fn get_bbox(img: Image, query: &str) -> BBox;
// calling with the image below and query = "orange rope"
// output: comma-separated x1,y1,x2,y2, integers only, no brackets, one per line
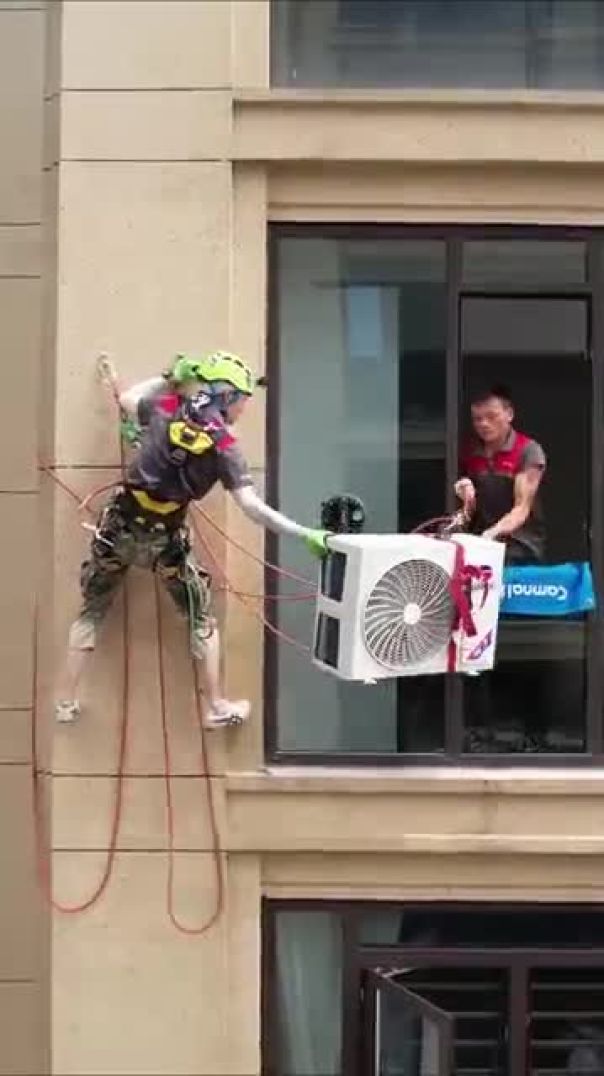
32,375,131,917
32,584,131,913
154,576,225,935
190,509,311,656
195,503,314,588
32,499,131,915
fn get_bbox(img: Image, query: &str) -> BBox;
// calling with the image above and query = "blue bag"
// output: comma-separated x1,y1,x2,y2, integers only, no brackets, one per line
500,562,596,617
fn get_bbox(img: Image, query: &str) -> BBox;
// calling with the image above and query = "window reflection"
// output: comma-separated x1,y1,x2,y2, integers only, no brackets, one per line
275,237,446,754
462,241,586,288
275,912,342,1076
272,0,604,91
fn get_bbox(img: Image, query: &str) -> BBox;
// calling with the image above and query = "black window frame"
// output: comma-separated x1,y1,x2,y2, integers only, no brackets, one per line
265,223,604,768
262,897,604,1076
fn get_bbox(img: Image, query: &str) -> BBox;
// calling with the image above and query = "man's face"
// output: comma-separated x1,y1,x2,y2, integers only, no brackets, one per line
224,394,250,425
470,396,514,446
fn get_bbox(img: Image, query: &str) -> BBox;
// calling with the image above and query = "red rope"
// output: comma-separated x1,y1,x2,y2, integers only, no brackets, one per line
190,509,311,656
154,576,225,936
196,504,314,588
32,385,131,917
32,550,131,915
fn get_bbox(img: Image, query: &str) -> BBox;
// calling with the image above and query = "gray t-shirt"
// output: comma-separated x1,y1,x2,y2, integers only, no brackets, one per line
127,399,252,505
518,438,547,471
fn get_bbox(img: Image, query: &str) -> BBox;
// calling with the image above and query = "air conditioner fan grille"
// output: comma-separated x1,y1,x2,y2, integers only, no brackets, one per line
363,557,455,671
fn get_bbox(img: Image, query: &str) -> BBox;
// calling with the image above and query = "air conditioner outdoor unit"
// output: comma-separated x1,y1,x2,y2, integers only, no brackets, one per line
312,532,505,681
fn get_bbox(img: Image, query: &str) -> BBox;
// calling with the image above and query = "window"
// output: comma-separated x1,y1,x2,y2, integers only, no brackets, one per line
270,910,343,1075
265,901,604,1076
271,0,604,90
267,227,603,764
270,236,446,755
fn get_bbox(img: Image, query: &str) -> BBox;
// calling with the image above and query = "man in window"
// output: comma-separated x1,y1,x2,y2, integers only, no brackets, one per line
454,384,546,564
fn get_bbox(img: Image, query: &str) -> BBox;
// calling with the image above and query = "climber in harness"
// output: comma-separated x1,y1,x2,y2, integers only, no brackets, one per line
55,351,329,728
454,384,546,564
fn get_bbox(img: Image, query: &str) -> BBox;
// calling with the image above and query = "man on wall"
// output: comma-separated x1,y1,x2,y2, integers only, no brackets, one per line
55,351,328,728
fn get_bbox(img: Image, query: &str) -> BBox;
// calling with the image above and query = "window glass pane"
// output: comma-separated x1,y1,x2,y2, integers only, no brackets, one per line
271,0,604,89
275,911,342,1076
274,237,446,754
360,906,604,947
374,978,454,1076
538,1,604,90
462,297,588,355
461,296,590,755
462,241,586,288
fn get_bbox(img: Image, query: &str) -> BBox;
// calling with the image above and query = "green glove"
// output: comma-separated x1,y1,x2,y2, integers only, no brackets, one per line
304,529,330,558
169,354,202,384
120,415,142,446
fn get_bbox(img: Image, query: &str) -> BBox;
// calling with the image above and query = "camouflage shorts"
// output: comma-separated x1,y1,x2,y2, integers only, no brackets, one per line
69,492,212,654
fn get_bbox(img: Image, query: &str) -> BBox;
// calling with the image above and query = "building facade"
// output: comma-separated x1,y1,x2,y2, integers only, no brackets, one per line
4,0,604,1073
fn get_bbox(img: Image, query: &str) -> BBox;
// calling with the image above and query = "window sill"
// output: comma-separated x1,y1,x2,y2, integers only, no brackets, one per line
237,87,604,111
226,764,604,797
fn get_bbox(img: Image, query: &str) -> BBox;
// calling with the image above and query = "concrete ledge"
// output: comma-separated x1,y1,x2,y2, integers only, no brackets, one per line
226,768,604,854
263,849,604,899
233,90,604,164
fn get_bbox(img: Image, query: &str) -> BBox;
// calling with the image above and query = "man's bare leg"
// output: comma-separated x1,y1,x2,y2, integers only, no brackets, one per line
55,618,97,722
193,625,250,728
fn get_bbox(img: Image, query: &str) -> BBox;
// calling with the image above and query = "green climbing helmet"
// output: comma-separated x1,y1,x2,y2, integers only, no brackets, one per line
171,350,254,397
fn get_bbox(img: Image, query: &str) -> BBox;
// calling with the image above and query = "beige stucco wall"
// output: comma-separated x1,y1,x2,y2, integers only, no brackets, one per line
0,1,50,1074
21,2,604,1075
49,4,266,1075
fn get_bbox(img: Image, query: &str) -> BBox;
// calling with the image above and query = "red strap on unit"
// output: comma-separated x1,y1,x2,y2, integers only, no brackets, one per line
447,543,474,671
463,563,493,611
429,532,495,672
445,543,493,673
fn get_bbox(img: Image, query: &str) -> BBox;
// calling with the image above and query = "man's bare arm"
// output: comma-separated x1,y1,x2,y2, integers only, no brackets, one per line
482,466,543,541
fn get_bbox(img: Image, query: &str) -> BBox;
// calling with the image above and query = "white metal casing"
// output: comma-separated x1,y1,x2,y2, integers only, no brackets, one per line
312,532,505,680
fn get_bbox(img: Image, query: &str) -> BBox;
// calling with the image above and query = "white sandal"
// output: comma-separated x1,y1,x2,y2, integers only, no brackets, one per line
55,699,82,723
205,698,250,729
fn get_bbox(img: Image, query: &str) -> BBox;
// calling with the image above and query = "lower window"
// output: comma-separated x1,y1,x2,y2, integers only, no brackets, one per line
264,902,604,1076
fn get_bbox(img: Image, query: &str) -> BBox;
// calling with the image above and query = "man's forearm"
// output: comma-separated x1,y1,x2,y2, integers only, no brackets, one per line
231,485,312,539
488,505,529,540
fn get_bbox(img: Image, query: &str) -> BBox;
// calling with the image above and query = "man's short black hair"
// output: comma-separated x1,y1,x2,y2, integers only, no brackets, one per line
470,383,514,408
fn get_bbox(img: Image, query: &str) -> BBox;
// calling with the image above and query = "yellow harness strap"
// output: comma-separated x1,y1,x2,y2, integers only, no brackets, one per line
130,489,182,515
